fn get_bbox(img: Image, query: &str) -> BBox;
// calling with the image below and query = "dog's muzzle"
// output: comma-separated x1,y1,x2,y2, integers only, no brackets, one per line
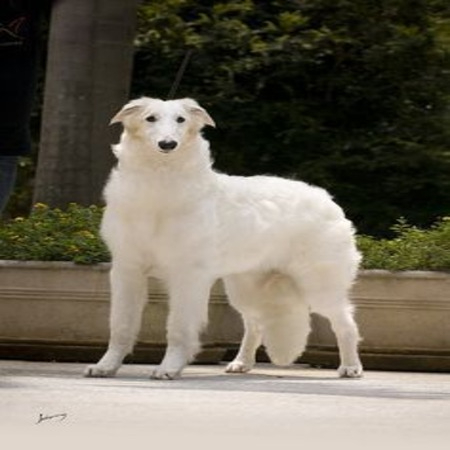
158,140,178,152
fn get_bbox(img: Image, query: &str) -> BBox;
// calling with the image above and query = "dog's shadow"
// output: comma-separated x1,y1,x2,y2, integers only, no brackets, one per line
93,365,450,401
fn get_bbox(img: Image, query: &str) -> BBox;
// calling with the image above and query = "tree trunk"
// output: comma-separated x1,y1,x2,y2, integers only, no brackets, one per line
33,0,138,207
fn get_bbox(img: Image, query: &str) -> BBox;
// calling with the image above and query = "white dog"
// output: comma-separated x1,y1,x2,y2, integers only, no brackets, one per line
84,97,363,380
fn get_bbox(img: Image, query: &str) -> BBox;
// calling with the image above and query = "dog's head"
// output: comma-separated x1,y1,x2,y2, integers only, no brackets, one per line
110,97,215,154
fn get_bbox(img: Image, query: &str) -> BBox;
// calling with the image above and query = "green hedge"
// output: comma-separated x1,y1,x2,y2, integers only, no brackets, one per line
358,217,450,271
0,204,109,265
0,205,449,271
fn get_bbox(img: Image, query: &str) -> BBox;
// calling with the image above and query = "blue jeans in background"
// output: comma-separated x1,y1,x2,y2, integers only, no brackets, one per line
0,155,19,215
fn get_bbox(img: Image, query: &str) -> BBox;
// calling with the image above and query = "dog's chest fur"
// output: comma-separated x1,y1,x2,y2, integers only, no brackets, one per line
101,167,218,269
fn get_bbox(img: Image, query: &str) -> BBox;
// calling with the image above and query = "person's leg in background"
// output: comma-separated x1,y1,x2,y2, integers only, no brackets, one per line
0,2,49,216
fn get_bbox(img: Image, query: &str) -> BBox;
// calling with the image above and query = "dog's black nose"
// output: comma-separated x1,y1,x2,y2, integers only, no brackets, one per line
158,140,178,151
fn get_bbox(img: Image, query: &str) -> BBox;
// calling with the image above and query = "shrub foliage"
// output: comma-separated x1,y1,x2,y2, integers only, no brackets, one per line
358,217,450,271
0,204,109,265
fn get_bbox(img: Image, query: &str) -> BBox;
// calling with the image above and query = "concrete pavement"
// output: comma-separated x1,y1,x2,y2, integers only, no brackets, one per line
1,360,449,449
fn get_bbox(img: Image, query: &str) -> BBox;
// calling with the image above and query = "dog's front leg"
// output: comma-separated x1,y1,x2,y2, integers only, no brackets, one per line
84,265,148,378
152,274,213,380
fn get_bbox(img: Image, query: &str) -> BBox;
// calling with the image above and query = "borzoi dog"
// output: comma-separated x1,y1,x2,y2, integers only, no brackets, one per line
84,97,363,380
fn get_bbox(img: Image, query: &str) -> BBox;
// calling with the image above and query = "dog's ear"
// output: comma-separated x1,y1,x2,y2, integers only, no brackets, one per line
181,98,216,128
110,98,149,125
110,106,141,125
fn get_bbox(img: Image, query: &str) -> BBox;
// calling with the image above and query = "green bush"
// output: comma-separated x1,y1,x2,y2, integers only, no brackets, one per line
0,203,109,265
357,217,450,271
0,205,448,271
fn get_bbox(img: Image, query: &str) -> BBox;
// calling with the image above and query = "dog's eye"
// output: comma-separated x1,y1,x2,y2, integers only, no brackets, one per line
146,115,157,123
176,116,186,123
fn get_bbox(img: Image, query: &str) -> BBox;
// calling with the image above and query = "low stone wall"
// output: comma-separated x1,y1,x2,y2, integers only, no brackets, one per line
0,261,449,371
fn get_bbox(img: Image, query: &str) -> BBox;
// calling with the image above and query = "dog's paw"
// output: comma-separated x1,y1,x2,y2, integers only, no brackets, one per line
84,364,118,378
151,346,188,380
338,364,363,379
151,366,182,380
225,360,253,374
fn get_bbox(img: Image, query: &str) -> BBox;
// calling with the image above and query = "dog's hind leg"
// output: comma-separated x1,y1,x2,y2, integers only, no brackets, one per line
152,273,214,380
84,265,148,378
313,301,362,378
223,274,263,373
299,267,363,378
225,317,262,373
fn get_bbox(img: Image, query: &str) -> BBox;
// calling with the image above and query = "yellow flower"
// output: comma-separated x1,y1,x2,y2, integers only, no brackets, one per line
33,203,48,210
77,230,95,239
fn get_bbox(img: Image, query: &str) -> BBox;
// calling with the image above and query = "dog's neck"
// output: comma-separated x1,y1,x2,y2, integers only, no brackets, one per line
107,132,217,212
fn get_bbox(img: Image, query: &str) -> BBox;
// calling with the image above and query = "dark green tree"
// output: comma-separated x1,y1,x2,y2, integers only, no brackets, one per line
133,0,450,235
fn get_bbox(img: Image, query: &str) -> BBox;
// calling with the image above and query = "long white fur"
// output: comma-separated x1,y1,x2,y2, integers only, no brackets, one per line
84,97,363,380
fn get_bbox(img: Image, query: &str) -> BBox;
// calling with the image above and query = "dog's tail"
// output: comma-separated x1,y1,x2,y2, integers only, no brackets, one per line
261,303,310,366
257,274,310,366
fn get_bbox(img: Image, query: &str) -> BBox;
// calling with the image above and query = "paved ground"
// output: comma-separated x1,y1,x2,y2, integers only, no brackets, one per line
1,360,449,449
